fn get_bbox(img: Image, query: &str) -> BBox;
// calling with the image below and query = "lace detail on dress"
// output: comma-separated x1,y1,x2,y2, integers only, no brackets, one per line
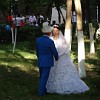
46,37,89,94
51,37,70,56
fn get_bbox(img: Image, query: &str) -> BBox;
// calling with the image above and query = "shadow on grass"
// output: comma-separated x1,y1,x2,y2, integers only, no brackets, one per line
0,65,39,100
0,64,100,100
86,56,100,74
0,45,38,68
85,57,100,96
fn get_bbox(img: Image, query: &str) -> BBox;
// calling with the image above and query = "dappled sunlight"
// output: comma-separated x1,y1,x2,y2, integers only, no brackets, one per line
85,54,100,78
86,53,98,60
0,50,7,53
16,50,37,60
0,47,39,75
0,62,39,73
0,61,38,73
85,63,96,71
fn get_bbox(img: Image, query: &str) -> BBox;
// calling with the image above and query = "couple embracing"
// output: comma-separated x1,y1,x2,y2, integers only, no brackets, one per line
36,22,89,96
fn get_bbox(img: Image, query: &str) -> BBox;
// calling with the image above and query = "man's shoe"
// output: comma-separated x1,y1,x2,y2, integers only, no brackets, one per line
38,93,45,96
38,92,49,96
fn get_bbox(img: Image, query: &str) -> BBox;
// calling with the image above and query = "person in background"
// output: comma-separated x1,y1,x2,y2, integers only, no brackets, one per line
29,13,37,26
12,14,22,29
5,24,11,31
20,13,25,27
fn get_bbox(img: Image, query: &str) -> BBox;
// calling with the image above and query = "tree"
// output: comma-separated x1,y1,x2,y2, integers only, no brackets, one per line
64,0,72,50
0,0,10,22
89,23,95,54
74,0,86,78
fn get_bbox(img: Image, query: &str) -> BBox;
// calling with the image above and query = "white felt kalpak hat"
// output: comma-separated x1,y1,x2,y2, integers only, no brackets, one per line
41,22,53,33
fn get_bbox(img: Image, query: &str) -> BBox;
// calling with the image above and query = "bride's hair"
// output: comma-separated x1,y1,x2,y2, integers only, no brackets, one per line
50,24,64,38
53,24,60,30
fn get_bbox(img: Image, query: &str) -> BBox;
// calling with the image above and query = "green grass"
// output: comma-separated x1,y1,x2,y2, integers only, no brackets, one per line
0,41,100,100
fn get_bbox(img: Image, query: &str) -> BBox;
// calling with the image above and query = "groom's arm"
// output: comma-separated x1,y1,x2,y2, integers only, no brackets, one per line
50,41,59,61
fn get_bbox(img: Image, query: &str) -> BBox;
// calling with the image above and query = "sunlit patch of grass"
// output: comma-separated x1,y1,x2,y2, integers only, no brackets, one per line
16,50,37,60
85,53,99,68
0,50,7,53
0,59,38,74
86,53,98,59
0,42,38,74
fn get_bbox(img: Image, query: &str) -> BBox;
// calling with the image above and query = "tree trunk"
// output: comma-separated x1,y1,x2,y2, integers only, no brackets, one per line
59,8,66,24
64,0,72,51
47,3,53,21
74,0,86,78
56,7,61,24
89,23,95,54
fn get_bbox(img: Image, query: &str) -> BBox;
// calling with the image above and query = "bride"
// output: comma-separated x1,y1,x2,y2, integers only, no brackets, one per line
46,25,89,94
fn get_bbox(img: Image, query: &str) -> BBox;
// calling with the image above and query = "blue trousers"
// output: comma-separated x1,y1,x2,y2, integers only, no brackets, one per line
39,67,51,95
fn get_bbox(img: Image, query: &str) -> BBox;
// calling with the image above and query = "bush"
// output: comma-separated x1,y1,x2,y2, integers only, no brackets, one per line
0,24,12,43
0,24,43,44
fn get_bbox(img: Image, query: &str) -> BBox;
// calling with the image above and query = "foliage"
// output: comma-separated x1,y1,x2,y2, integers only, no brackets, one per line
18,25,42,41
0,0,100,23
70,51,77,61
0,24,11,43
0,24,43,44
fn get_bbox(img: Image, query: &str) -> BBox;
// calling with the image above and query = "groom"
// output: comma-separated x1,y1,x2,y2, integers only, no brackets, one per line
36,22,59,96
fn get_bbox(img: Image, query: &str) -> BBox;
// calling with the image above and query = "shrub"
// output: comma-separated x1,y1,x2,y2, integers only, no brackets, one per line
0,24,43,44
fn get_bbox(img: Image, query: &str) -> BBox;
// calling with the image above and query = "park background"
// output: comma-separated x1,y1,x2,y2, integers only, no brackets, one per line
0,0,100,100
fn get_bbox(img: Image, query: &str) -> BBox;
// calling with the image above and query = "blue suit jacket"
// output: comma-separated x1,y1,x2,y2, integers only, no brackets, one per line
36,35,58,67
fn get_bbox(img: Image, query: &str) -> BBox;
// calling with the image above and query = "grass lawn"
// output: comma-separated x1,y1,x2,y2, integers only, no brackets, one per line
0,41,100,100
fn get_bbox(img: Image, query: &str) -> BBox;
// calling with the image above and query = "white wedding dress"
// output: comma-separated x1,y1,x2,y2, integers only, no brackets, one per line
46,34,89,94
